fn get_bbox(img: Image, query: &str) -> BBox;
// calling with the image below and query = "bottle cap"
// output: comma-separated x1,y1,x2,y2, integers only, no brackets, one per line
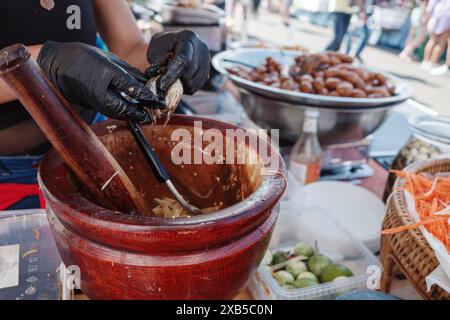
304,109,319,118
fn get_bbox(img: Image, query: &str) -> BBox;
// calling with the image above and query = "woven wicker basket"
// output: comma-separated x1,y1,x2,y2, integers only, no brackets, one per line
381,159,450,300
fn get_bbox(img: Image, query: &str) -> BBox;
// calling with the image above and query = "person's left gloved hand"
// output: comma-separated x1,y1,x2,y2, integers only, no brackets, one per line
37,41,165,123
145,30,211,96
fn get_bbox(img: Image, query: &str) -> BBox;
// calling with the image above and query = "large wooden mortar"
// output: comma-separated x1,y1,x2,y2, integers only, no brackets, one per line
39,115,286,299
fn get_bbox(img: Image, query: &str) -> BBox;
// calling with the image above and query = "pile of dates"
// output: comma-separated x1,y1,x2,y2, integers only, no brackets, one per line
227,51,396,98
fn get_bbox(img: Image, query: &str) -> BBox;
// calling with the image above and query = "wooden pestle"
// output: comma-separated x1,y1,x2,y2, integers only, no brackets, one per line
0,44,151,215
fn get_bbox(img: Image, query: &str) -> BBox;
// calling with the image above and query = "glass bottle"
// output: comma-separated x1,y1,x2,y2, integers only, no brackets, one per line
290,109,322,185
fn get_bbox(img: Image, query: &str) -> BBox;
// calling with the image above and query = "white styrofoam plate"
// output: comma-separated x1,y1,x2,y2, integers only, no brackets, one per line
301,181,385,253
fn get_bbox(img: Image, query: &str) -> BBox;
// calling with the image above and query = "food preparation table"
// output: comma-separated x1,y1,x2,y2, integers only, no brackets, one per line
2,89,433,300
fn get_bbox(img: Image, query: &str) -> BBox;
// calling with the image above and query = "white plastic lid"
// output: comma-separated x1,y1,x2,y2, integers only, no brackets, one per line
409,115,450,151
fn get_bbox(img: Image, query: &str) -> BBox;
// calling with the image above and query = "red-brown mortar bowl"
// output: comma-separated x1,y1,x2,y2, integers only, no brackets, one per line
38,115,286,300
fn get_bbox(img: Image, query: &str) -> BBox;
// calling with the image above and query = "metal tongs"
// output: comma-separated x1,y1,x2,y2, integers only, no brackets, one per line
127,121,202,216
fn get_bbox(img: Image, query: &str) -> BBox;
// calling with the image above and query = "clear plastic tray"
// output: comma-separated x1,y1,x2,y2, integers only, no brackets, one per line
248,200,380,300
0,210,62,300
409,115,450,153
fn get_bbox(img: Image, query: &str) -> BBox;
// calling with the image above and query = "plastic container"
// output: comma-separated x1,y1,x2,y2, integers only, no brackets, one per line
0,210,62,300
248,200,379,300
383,115,450,201
409,115,450,153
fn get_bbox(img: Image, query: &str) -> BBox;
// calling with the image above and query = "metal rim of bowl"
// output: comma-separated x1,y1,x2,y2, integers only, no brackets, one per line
238,87,394,114
212,48,412,110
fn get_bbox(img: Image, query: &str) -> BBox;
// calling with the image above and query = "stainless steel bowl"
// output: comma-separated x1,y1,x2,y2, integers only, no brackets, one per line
240,89,391,143
213,48,412,143
161,5,226,53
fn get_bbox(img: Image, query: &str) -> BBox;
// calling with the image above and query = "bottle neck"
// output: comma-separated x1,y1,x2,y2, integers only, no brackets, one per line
302,117,318,134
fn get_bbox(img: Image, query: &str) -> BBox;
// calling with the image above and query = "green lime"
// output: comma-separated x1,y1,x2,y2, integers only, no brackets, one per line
333,276,349,282
286,260,307,278
297,271,319,282
274,270,295,286
282,284,294,290
307,255,333,277
271,251,289,265
320,264,353,283
294,242,315,258
293,277,319,289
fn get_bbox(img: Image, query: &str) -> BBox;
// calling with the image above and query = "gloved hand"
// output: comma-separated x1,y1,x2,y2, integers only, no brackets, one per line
146,30,211,96
37,41,164,123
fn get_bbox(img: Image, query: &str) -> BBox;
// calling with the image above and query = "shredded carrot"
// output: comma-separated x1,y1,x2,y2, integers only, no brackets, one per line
381,216,448,234
384,170,450,253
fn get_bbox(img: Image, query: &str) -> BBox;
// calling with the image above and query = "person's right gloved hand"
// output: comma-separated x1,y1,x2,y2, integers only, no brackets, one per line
37,41,164,123
146,30,211,96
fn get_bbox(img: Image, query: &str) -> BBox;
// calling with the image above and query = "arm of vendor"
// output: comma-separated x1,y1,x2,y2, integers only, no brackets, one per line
0,0,210,131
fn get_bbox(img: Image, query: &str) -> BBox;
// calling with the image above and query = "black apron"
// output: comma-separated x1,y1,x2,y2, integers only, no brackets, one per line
0,0,98,130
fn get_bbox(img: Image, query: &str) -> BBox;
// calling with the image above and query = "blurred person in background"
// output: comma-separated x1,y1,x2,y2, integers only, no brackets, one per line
429,35,450,75
205,0,226,9
345,0,376,61
400,0,429,62
420,0,450,72
252,0,262,16
281,0,294,26
326,0,364,51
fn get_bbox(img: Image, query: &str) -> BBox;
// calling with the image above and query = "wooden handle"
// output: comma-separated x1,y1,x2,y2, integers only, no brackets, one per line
0,44,151,215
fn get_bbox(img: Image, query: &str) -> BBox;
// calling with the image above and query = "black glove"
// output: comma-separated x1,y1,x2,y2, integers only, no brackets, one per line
146,30,211,95
37,41,164,123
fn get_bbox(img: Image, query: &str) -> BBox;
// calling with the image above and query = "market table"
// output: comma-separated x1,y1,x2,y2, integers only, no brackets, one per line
64,97,437,300
1,91,433,300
